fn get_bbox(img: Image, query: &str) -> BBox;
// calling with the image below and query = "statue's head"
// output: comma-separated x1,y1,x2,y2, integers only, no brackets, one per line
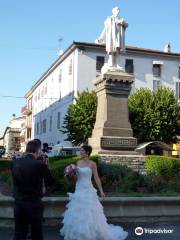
112,7,120,17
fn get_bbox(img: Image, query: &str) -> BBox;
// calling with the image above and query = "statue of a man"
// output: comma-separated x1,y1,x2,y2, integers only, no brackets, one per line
95,7,128,71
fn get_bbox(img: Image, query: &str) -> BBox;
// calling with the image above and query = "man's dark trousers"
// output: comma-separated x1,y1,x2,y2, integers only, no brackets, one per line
14,199,43,240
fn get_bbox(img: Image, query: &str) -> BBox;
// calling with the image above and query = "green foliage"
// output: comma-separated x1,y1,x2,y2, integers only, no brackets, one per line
0,156,179,195
49,155,77,164
167,175,180,193
145,155,179,177
61,90,97,145
0,160,12,172
118,171,147,193
128,86,180,143
49,155,99,193
0,172,12,186
145,174,168,193
98,162,146,193
0,160,12,186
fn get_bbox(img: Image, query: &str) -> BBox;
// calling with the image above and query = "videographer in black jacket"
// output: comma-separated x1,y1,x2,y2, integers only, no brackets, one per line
11,140,54,240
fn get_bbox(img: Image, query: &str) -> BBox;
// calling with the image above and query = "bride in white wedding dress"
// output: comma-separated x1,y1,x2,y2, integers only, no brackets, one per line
60,145,128,240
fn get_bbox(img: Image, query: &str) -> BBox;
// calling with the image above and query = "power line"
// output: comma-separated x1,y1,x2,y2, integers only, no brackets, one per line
0,44,58,52
0,95,58,100
0,95,24,99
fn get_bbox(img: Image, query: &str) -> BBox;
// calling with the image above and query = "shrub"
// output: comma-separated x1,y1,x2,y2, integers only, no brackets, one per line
166,173,180,193
49,155,77,163
0,171,12,186
50,155,99,193
145,174,168,193
98,162,146,193
118,171,147,193
0,160,12,172
145,155,179,178
167,180,180,193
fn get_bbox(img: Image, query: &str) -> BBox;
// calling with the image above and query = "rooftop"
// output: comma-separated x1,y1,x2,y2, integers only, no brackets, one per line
25,41,180,98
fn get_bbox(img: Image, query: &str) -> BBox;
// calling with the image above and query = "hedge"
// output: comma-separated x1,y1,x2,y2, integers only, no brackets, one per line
145,155,180,178
0,160,12,172
0,155,179,194
49,155,99,193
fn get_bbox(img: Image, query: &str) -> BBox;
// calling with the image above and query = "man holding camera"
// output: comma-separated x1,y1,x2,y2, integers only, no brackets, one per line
11,140,54,240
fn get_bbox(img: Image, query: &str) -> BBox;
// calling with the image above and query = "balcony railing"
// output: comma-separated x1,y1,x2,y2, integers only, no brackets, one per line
21,106,32,115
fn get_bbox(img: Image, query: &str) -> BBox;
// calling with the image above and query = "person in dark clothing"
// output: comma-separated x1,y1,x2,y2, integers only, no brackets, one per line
34,139,49,165
11,140,54,240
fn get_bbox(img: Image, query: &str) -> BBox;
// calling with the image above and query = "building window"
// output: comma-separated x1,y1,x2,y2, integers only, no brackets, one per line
42,119,47,133
153,79,161,91
175,82,180,99
40,121,43,134
59,69,62,83
27,129,31,139
49,116,52,132
153,64,161,77
69,59,72,75
59,90,61,100
34,124,37,135
28,98,32,110
178,66,180,79
125,59,134,73
57,112,61,129
37,122,39,135
96,56,105,72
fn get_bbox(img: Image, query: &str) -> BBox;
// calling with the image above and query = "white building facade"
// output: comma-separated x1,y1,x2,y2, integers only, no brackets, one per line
25,42,180,146
2,116,26,153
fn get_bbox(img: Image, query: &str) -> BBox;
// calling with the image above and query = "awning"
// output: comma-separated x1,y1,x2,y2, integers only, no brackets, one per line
176,135,180,140
136,141,173,151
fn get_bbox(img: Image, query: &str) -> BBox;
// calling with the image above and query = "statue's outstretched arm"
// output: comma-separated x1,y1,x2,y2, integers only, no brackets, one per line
118,18,128,28
95,27,106,44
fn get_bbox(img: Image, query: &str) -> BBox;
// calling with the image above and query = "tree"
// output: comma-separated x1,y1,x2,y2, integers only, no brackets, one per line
128,86,180,143
61,90,97,145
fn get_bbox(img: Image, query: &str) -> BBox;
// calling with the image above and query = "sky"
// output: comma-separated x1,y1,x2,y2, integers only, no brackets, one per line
0,0,180,136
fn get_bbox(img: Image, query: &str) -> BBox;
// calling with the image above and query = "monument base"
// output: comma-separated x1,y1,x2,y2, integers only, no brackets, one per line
88,136,138,155
88,69,138,157
99,154,146,175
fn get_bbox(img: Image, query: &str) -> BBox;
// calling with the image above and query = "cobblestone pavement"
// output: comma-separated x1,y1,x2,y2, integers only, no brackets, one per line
0,221,179,240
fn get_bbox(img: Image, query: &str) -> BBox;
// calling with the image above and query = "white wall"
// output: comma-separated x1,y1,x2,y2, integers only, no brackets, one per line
76,48,106,92
121,53,180,92
32,51,78,146
9,117,25,129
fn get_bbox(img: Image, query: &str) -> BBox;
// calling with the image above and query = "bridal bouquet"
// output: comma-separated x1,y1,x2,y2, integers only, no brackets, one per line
64,164,77,178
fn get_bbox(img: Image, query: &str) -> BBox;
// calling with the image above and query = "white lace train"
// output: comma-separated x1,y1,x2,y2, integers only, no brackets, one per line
60,167,128,240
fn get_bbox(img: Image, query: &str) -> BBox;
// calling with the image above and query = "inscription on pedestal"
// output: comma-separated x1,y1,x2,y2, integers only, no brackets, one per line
101,137,137,149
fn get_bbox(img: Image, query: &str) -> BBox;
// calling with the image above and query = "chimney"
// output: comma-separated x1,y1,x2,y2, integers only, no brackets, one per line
164,43,171,53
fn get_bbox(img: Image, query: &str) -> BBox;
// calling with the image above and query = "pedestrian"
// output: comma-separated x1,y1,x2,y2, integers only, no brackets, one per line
11,140,54,240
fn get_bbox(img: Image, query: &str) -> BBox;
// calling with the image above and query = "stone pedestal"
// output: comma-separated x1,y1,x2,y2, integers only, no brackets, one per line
88,70,138,155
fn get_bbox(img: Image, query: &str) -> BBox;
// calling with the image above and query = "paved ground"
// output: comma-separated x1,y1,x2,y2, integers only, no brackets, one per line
0,221,179,240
